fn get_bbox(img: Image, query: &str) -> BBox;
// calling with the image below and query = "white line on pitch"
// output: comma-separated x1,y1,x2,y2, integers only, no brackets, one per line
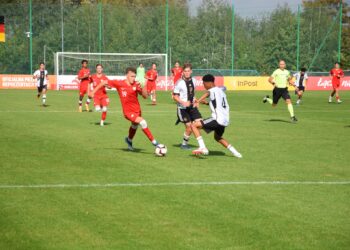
0,110,347,113
0,181,349,189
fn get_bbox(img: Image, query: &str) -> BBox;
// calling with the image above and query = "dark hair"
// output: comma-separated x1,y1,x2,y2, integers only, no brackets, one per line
81,59,88,64
95,63,103,68
152,63,157,66
139,62,143,66
202,74,215,83
301,67,307,72
183,62,192,70
39,62,45,66
175,60,180,64
125,67,136,74
335,62,341,66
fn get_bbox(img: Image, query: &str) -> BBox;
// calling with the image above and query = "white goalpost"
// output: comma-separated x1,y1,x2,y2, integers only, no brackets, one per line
54,52,168,90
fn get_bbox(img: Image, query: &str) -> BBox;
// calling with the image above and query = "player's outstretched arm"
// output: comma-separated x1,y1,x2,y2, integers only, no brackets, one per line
141,85,149,99
268,76,275,85
89,80,106,98
197,92,210,104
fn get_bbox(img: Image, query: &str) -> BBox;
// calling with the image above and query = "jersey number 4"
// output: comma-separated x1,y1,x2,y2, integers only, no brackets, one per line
222,98,227,109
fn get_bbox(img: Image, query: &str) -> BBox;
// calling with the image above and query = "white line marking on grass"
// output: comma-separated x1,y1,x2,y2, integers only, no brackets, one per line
0,110,348,113
0,181,349,189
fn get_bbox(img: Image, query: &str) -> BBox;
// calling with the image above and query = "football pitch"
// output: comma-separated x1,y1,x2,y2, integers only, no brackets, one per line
0,89,349,249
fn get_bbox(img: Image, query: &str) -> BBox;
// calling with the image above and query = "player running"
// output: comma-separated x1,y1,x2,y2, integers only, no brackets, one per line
145,63,158,105
263,60,297,123
77,59,92,112
33,62,49,106
136,62,146,87
329,62,344,104
89,64,110,126
173,63,202,149
171,61,183,85
293,67,308,105
90,67,160,151
191,74,242,158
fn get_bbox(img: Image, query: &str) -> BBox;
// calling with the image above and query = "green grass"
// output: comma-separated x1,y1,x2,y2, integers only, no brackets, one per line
0,89,349,249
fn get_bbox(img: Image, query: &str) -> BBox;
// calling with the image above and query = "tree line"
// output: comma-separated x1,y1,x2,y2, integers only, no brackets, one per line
0,0,348,75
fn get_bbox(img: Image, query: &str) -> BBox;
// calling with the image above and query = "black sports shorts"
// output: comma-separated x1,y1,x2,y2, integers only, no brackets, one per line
273,87,290,104
201,118,226,138
177,107,202,124
37,84,47,93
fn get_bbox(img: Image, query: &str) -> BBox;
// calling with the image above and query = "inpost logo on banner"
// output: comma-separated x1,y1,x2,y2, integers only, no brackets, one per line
237,80,258,87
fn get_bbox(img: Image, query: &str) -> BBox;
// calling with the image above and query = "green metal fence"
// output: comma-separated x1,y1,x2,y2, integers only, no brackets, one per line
0,0,346,76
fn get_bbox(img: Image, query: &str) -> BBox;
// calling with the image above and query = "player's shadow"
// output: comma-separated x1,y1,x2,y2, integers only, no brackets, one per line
39,104,50,107
265,119,291,123
118,148,152,155
345,125,350,128
92,122,112,126
172,144,197,149
208,151,226,156
103,147,152,155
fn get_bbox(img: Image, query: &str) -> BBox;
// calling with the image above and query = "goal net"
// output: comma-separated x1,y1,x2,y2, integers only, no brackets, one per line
54,52,168,90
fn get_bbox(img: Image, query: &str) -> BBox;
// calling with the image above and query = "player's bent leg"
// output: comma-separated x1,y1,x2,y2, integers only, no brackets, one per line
215,133,242,158
37,87,42,99
78,95,84,112
181,123,192,149
286,99,297,122
85,97,91,112
190,120,203,138
125,122,138,151
263,95,273,105
100,106,107,126
136,117,158,146
41,88,47,106
335,89,342,103
192,120,208,155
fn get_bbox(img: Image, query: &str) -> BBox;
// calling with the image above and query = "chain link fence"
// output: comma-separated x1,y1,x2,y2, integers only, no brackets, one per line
0,0,346,76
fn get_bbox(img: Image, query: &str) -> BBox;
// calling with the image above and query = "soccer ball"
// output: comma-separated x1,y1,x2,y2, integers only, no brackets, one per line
155,144,167,157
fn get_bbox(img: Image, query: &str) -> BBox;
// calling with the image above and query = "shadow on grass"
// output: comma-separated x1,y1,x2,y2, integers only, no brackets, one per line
208,150,226,156
344,125,350,128
92,122,112,126
114,148,153,155
39,104,51,107
171,144,197,149
103,147,153,155
190,150,227,159
264,119,291,123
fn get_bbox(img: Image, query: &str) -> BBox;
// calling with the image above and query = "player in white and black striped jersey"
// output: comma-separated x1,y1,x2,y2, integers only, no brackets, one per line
173,63,202,149
293,67,308,105
33,62,49,106
191,74,242,158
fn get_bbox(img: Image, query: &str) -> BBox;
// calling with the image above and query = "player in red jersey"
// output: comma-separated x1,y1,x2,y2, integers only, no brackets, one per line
77,59,92,112
329,62,344,103
90,67,160,151
171,61,183,85
145,63,158,105
171,61,183,100
89,64,110,126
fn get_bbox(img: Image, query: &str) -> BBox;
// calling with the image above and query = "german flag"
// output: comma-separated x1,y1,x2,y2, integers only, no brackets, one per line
0,16,5,42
